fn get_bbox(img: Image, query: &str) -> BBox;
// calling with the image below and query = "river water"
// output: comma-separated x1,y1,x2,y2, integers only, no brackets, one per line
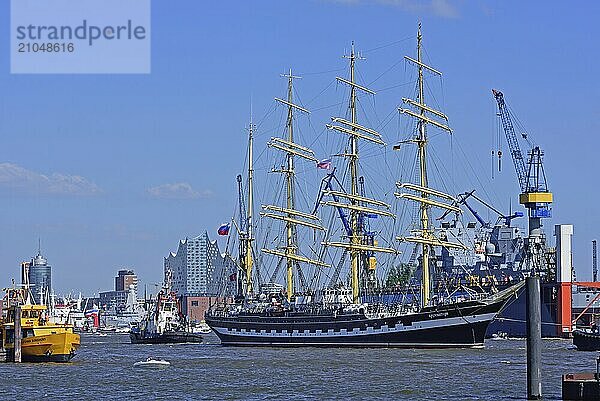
0,332,596,400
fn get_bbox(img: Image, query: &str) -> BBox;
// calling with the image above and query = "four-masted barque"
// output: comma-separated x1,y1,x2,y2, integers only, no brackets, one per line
206,25,524,347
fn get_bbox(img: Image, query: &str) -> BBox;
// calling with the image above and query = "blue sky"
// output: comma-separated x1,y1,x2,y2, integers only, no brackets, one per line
0,1,598,293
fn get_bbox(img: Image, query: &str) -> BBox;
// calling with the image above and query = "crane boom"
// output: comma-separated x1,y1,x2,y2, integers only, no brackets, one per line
492,88,553,276
492,88,552,213
492,89,528,192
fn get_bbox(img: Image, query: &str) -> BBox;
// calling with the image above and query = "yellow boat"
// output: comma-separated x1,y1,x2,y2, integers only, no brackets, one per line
2,303,80,362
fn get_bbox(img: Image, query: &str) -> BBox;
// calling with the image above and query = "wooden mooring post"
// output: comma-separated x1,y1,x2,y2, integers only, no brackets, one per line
526,276,542,400
13,305,21,363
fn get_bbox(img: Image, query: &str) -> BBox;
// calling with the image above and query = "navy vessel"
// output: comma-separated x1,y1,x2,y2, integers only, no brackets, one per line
433,214,561,338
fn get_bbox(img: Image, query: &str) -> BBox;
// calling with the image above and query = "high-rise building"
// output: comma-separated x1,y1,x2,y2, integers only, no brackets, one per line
115,269,138,293
99,269,139,314
164,231,225,296
26,251,52,304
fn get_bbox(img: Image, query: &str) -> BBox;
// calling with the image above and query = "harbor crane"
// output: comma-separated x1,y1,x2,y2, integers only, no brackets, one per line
449,190,523,228
492,89,553,272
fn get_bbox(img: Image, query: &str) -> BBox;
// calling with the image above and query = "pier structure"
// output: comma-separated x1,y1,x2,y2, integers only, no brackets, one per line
562,356,600,400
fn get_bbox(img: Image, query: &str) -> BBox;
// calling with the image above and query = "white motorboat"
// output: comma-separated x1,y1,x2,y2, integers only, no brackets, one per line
133,358,171,368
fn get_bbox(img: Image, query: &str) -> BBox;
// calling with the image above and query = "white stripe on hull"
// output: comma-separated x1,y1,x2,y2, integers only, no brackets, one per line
211,312,496,339
220,341,485,348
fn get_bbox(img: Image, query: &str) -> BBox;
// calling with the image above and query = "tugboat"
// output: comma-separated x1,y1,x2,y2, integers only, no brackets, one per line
573,322,600,351
206,25,524,348
1,265,80,362
129,270,202,344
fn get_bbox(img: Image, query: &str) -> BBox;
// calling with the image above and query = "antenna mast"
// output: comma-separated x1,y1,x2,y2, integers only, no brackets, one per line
594,240,598,282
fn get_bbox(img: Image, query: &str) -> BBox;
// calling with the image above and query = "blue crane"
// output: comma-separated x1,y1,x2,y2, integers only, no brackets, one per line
313,169,352,236
492,89,552,234
457,190,523,228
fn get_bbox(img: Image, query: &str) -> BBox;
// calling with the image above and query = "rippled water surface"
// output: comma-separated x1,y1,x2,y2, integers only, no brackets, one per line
0,333,597,400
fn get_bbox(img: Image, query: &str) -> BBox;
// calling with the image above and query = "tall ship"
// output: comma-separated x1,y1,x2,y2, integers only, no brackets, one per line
130,270,202,344
206,25,524,347
1,264,80,362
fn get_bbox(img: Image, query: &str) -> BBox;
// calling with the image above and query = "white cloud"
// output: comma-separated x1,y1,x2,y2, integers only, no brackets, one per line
0,163,101,196
429,0,459,19
325,0,460,18
147,182,212,200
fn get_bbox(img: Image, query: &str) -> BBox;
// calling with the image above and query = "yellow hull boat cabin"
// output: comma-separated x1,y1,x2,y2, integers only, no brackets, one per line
2,303,81,363
2,262,81,363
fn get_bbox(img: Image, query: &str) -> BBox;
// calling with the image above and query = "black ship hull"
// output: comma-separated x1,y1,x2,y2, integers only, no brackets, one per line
129,331,203,344
572,329,600,351
206,295,514,348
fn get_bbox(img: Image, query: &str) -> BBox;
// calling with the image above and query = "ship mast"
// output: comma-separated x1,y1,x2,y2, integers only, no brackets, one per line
416,26,431,307
396,24,466,308
348,44,365,304
245,119,255,297
284,71,297,301
261,69,328,302
323,43,396,304
347,44,360,304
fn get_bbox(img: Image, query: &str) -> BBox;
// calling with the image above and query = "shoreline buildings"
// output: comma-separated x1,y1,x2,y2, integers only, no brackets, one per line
25,250,52,305
99,269,139,314
164,232,232,321
115,269,138,294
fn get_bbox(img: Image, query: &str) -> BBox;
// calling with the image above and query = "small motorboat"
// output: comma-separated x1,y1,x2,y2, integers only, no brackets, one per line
491,331,508,341
133,358,171,368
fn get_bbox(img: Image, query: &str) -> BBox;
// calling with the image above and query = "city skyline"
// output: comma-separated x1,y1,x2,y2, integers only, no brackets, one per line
0,1,598,293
